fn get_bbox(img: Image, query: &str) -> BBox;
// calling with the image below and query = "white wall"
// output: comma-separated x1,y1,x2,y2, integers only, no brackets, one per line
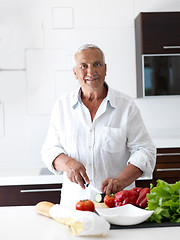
0,0,180,169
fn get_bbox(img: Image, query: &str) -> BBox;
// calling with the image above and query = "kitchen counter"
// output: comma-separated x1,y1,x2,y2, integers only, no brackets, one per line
0,205,179,240
0,168,63,206
149,128,180,148
0,168,63,186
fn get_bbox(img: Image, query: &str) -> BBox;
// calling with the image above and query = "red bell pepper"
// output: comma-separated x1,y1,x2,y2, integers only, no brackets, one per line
129,187,143,198
114,190,137,207
136,188,150,208
130,187,143,193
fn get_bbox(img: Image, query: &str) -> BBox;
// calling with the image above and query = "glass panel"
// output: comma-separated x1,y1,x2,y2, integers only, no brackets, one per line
144,55,180,96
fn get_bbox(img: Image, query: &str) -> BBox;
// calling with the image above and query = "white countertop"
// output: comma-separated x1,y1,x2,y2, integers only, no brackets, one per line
0,168,63,186
0,205,179,240
149,128,180,148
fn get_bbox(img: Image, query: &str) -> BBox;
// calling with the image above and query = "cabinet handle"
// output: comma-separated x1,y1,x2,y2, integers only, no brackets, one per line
163,46,180,49
20,188,61,193
157,153,180,156
156,168,180,172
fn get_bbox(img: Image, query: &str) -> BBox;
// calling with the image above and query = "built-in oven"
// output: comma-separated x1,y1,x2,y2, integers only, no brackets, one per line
142,54,180,97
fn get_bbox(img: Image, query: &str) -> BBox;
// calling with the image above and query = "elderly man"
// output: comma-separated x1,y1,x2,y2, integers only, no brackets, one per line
41,44,156,208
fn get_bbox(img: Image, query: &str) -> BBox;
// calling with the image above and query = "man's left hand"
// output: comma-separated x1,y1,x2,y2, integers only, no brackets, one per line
100,178,124,195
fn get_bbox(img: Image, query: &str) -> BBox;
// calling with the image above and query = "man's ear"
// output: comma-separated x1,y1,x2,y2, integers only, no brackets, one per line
73,67,78,80
105,64,107,76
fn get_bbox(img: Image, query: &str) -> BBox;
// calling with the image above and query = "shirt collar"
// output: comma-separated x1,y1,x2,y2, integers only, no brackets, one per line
72,82,117,109
72,88,82,109
104,83,117,109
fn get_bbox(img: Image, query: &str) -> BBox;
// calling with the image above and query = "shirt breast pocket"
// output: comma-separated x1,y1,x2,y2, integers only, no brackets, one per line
102,127,126,153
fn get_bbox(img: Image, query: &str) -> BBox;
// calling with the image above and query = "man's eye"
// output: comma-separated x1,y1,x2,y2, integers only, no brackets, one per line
80,64,87,69
94,62,101,67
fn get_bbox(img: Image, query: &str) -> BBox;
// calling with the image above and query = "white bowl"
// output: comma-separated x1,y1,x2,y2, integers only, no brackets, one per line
96,204,154,226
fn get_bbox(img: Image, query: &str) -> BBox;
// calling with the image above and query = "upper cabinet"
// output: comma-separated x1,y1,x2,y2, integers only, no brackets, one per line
136,12,180,54
135,12,180,97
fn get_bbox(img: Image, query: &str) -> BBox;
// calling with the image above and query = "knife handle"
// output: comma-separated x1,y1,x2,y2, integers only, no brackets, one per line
82,177,89,187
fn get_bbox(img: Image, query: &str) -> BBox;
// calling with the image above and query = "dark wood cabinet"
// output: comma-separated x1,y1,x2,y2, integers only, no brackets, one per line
135,12,180,54
153,148,180,185
135,12,180,98
0,183,62,206
135,179,152,188
136,147,180,188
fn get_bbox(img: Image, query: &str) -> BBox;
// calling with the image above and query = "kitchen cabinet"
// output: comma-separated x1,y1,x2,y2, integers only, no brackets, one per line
135,12,180,54
0,183,62,206
153,147,180,185
135,179,151,189
136,147,180,188
135,12,180,97
0,168,63,206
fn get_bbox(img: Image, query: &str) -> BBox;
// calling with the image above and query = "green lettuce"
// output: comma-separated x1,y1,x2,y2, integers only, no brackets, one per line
146,179,180,223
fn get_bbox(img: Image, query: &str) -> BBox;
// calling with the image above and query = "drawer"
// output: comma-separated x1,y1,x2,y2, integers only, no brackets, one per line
157,148,180,162
0,184,62,206
153,148,180,184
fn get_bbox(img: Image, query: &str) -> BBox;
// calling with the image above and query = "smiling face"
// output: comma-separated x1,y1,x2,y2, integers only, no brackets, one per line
73,48,107,93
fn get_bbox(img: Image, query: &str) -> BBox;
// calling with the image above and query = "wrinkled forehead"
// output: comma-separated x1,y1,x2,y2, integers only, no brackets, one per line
74,48,104,65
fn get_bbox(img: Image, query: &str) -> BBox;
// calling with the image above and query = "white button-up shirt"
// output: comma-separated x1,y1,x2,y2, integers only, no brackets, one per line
41,86,156,208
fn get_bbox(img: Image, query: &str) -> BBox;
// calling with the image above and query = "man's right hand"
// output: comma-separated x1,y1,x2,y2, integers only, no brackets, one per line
53,154,89,189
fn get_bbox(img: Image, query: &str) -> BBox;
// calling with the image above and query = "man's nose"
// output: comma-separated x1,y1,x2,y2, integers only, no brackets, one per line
87,65,95,75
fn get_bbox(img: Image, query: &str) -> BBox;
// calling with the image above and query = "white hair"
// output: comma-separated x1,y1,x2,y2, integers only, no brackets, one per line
74,44,105,66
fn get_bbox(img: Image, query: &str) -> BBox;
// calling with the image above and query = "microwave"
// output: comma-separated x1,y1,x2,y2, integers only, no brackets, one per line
142,54,180,97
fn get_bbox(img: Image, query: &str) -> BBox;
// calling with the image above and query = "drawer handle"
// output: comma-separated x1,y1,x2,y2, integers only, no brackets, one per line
157,153,180,156
20,189,61,193
163,46,180,49
156,168,180,172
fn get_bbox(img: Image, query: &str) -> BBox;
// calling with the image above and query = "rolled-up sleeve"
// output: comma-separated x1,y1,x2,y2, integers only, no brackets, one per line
126,102,156,178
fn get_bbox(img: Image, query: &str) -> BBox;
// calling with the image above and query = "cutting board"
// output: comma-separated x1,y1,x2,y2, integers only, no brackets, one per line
110,221,180,229
94,202,108,208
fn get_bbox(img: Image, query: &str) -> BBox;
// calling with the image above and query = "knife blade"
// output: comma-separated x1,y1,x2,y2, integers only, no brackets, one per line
82,178,102,193
86,183,102,194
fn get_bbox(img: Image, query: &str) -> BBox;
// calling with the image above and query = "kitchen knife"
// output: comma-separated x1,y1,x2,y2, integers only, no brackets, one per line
82,178,102,193
86,183,102,194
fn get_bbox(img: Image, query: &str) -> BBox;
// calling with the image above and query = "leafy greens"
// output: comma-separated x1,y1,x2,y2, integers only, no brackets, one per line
146,179,180,223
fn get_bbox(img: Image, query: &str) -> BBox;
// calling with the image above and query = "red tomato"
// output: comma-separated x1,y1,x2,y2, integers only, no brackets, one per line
76,199,95,212
104,194,115,208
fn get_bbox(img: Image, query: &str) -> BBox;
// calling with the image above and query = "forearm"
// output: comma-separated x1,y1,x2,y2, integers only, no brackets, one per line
53,153,89,188
116,163,143,189
53,153,73,172
101,163,143,195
